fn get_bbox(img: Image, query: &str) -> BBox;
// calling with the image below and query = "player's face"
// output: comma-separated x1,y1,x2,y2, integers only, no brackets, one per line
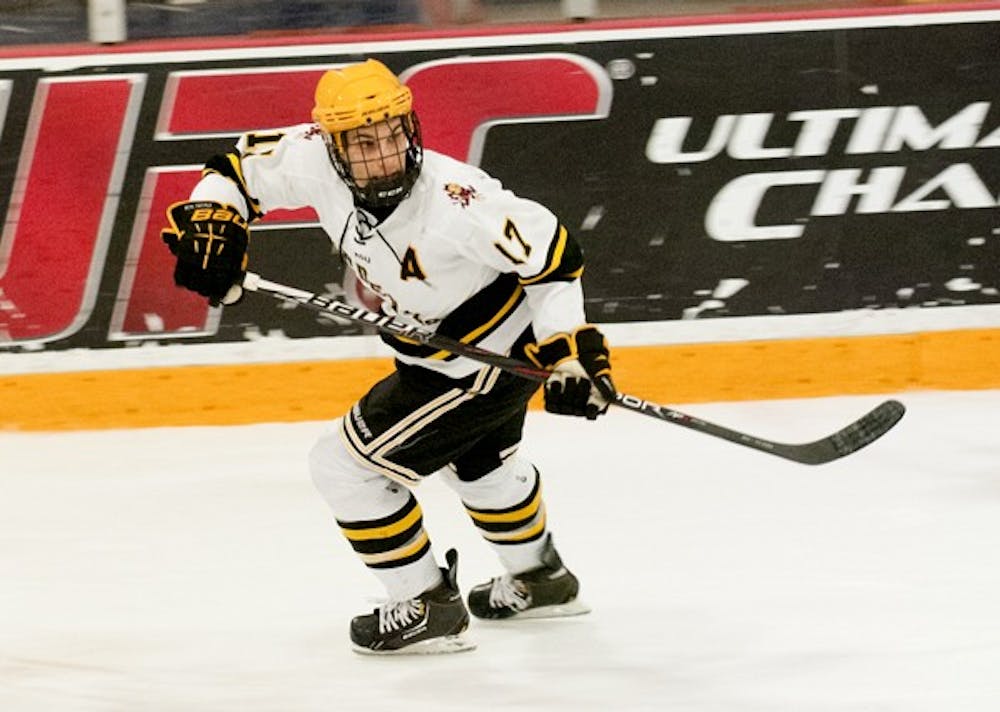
342,117,408,186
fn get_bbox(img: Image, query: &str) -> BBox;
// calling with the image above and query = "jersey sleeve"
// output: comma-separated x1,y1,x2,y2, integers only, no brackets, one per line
458,175,589,340
460,176,583,284
190,124,329,221
523,279,587,342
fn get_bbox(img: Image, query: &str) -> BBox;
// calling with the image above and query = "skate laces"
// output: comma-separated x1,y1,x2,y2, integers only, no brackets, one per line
488,575,530,611
378,599,426,633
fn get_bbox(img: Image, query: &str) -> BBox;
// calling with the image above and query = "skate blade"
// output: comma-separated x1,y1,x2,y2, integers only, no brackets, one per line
507,598,592,620
352,634,477,656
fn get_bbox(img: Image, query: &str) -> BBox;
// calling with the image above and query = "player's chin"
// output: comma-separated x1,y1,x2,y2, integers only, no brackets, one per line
364,170,405,186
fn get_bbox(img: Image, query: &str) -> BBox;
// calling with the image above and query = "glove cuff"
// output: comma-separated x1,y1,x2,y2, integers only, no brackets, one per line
574,325,609,358
525,332,574,369
524,325,607,369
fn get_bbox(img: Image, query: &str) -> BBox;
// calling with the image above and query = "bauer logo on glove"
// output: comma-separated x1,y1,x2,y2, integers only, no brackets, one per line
162,200,250,306
525,325,616,420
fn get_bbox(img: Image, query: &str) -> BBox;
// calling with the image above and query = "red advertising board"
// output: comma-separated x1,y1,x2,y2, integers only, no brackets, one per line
0,5,998,357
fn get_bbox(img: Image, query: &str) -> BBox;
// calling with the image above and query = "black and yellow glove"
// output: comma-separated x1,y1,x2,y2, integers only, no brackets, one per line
162,200,249,306
525,325,615,420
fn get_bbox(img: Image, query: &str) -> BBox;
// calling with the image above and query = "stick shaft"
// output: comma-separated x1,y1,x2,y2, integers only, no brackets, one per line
242,272,904,465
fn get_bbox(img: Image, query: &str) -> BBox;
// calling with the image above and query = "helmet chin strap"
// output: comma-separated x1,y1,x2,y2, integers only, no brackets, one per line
356,173,409,209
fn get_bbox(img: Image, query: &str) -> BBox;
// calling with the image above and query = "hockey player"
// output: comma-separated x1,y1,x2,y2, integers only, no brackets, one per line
161,59,615,654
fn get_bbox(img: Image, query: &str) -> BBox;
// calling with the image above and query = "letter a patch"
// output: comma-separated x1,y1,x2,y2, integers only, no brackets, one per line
400,246,426,281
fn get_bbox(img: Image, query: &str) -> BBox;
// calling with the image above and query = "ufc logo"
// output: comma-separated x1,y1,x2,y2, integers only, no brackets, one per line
0,53,610,346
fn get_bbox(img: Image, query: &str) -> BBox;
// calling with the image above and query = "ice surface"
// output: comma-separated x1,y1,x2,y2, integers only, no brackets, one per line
2,390,1000,711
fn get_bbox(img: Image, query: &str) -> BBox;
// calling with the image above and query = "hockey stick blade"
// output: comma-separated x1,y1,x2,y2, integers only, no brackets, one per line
242,273,906,465
618,394,905,465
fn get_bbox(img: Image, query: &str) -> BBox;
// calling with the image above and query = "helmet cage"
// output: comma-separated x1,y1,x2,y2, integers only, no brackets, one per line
324,112,423,209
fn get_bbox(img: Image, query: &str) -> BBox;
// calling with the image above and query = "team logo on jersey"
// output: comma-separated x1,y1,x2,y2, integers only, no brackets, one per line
444,183,479,208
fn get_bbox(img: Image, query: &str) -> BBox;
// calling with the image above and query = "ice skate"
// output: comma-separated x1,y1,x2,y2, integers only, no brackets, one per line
351,549,475,655
468,534,590,620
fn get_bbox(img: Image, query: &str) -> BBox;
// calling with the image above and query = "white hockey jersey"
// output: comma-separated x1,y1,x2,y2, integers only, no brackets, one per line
191,123,588,379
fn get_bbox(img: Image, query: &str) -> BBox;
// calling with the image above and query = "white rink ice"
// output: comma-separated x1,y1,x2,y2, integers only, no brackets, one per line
3,389,1000,712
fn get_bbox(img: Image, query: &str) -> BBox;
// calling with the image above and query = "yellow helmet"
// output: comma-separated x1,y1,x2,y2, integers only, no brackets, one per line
312,59,423,208
312,59,413,134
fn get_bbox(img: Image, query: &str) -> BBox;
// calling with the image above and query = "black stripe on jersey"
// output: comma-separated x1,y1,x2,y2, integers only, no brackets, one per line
202,153,264,221
379,272,525,360
380,333,446,360
519,224,585,286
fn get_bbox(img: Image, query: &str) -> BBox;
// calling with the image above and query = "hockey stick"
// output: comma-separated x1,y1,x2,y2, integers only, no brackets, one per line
241,272,905,465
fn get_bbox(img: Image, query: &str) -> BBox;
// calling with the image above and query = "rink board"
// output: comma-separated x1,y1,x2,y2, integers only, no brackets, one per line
1,5,999,429
5,327,1000,430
